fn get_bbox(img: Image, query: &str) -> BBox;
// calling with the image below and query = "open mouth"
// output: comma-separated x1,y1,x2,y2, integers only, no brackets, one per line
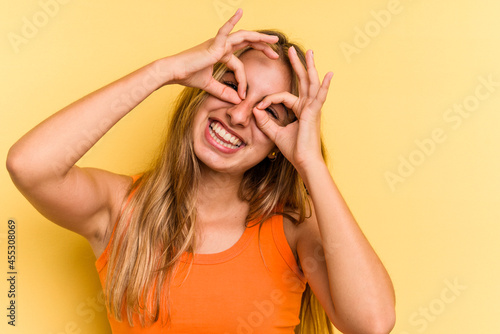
208,120,244,150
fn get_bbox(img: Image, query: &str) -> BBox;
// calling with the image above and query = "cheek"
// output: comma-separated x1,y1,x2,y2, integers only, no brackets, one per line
192,112,205,136
202,96,226,110
254,130,276,151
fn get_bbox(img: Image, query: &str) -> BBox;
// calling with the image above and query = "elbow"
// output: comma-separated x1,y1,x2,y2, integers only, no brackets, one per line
7,144,69,192
336,304,396,334
6,146,24,183
363,304,396,334
370,311,396,334
366,279,396,334
343,303,395,334
6,145,39,190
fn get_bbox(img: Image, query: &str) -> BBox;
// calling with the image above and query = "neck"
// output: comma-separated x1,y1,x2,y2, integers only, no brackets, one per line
196,167,248,221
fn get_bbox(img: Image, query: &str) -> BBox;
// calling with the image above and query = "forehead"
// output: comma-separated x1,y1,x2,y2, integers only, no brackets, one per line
236,49,292,94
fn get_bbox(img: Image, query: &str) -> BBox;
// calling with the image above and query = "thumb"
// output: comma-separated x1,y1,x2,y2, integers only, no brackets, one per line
253,107,279,142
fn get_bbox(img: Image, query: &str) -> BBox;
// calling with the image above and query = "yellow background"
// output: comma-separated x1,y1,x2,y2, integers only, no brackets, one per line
1,0,499,333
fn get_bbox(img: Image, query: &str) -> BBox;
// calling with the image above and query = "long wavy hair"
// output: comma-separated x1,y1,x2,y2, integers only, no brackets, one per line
104,30,334,333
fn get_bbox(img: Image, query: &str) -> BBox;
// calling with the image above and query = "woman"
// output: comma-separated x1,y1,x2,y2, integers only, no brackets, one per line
7,9,395,334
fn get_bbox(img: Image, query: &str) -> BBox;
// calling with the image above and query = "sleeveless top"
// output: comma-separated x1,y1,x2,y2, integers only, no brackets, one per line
95,177,307,333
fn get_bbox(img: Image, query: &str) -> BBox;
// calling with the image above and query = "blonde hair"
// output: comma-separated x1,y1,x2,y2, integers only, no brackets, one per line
104,30,334,333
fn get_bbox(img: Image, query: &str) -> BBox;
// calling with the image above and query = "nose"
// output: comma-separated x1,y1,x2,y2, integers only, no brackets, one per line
226,100,254,127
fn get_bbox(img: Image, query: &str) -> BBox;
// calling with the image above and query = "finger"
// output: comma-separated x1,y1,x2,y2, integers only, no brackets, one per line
309,72,334,112
252,107,281,142
317,72,334,103
228,30,279,48
256,91,303,122
225,54,247,99
306,50,320,95
204,78,242,104
212,9,243,50
288,46,309,97
231,41,279,59
257,91,299,115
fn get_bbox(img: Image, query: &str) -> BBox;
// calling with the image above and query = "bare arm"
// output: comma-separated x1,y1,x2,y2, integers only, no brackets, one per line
298,165,395,334
6,9,279,255
254,48,395,333
6,60,172,253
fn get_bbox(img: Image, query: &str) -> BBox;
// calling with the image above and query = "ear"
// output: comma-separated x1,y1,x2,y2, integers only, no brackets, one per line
267,150,279,161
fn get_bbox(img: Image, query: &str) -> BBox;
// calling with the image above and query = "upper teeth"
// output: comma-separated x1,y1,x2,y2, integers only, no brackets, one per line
209,121,243,149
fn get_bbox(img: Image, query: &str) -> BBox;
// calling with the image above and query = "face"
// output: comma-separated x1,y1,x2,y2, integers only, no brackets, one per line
192,49,292,177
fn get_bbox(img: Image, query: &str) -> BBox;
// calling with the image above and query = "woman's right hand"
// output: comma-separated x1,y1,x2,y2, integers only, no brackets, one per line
166,9,279,104
6,9,279,257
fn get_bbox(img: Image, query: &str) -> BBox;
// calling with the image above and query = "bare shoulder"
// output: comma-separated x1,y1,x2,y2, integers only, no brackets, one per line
282,215,300,259
281,208,319,258
290,205,323,259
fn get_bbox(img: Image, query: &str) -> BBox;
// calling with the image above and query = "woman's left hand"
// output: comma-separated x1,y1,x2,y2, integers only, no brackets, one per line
252,47,333,174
